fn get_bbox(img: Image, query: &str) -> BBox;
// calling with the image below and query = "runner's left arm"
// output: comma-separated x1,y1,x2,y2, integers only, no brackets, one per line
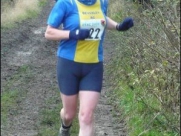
105,17,118,30
106,16,134,31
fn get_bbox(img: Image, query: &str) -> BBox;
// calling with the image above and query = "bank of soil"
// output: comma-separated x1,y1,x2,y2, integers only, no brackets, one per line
1,0,126,135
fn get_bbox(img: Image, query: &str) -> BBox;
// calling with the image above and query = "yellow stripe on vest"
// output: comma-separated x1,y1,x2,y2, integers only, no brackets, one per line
75,40,99,63
74,0,105,63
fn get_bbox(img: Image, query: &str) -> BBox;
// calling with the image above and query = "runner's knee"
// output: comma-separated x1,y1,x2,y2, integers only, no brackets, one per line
61,108,76,121
79,109,94,125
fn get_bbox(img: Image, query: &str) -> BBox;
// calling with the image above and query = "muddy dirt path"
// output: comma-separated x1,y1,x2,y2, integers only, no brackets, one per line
1,1,126,136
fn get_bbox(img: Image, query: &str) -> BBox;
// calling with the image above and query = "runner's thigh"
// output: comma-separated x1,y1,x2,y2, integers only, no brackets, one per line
57,57,81,95
80,62,103,92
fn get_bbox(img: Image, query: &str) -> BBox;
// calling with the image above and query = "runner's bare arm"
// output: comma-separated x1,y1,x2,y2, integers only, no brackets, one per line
106,16,134,31
45,25,70,41
106,17,118,30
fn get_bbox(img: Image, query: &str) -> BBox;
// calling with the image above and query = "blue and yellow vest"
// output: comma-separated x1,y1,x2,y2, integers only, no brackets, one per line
47,0,108,63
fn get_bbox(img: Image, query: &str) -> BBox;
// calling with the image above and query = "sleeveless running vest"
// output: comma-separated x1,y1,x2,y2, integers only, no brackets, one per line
47,0,109,63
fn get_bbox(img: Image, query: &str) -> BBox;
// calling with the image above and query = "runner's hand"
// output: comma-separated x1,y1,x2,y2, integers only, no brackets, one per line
69,29,90,40
116,17,134,31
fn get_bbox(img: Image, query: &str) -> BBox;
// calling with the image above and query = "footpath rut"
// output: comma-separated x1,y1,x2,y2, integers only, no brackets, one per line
1,1,126,136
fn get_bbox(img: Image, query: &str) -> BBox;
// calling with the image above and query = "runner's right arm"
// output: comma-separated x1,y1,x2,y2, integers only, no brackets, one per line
45,25,70,41
45,25,90,41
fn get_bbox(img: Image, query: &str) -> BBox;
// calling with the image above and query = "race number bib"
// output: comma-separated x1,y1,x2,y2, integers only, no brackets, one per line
81,19,104,41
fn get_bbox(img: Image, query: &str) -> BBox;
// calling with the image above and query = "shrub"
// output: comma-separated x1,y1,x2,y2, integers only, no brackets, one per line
106,0,180,135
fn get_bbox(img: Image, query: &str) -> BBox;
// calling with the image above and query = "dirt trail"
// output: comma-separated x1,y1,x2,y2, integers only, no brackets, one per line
1,1,126,136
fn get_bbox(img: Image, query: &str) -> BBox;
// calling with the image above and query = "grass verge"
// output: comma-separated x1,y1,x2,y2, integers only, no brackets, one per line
106,0,180,135
1,0,48,29
107,81,179,136
1,65,33,124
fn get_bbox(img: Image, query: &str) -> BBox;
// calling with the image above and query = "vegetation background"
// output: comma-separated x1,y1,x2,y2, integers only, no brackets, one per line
105,0,180,135
1,0,180,136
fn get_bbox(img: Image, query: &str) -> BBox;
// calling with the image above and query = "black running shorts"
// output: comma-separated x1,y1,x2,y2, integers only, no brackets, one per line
57,57,103,95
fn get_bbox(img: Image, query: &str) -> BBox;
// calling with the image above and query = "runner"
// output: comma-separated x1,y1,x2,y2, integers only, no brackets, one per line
45,0,134,136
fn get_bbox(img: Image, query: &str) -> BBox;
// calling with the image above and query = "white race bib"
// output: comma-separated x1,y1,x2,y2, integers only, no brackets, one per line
81,19,104,41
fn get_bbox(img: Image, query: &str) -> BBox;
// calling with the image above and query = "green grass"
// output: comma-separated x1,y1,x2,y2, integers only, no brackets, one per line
39,0,48,7
1,65,33,124
105,52,179,135
1,89,20,123
106,79,179,136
